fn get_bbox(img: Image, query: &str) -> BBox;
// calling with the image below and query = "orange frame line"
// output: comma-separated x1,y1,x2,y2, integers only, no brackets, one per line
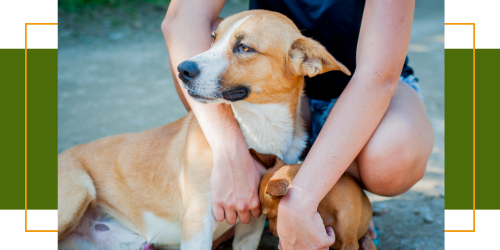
21,22,476,233
25,23,59,233
443,23,476,233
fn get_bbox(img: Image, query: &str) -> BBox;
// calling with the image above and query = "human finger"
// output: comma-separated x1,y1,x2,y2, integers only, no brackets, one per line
249,196,262,218
236,208,252,224
324,226,336,246
225,207,237,225
213,200,225,222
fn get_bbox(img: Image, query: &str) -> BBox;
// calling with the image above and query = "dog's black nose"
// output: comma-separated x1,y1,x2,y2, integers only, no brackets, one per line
177,61,200,83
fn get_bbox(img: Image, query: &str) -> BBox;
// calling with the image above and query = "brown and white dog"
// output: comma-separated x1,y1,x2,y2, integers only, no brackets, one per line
251,149,376,250
58,10,350,250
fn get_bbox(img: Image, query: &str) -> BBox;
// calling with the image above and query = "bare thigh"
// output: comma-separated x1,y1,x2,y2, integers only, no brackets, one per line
301,82,434,196
351,82,434,196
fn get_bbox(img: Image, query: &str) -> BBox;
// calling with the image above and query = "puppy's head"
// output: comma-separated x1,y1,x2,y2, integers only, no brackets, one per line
178,10,350,104
249,148,301,236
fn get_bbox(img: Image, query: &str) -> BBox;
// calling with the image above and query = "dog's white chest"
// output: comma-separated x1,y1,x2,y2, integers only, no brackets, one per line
143,212,183,245
232,102,303,163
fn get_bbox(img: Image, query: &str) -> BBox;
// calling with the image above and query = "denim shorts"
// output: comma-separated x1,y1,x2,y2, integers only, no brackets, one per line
308,75,423,146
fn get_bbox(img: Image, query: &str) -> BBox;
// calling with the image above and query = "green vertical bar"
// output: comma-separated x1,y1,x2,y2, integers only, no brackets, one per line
0,49,58,210
475,49,500,209
27,49,58,209
0,49,25,209
444,49,474,210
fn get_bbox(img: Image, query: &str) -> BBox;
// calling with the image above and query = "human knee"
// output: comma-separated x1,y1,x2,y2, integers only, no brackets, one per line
368,158,425,196
360,129,426,196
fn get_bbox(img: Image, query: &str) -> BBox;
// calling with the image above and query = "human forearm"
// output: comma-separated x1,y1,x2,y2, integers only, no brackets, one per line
291,73,397,205
290,0,415,206
162,0,247,153
162,1,266,224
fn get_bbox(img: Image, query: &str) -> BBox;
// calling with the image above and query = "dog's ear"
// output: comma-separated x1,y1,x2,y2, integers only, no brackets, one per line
265,164,301,196
249,148,284,169
266,179,289,196
288,37,351,77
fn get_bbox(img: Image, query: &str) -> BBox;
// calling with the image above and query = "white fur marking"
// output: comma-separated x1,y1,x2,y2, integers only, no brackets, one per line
233,215,267,250
143,212,183,245
180,204,216,250
231,102,301,163
186,15,254,101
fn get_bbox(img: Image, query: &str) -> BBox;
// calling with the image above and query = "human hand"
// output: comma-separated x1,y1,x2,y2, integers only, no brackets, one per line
211,147,266,225
277,186,335,250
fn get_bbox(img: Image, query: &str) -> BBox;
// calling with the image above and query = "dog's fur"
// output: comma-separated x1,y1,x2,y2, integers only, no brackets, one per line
251,149,376,250
58,10,350,250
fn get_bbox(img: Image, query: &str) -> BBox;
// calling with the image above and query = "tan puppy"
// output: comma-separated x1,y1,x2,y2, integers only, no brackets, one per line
58,10,350,250
251,149,376,250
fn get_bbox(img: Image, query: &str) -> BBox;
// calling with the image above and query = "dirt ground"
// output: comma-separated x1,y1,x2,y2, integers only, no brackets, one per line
58,1,444,249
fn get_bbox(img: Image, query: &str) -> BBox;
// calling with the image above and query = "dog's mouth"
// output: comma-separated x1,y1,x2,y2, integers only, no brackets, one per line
221,87,249,102
187,86,250,103
187,89,216,102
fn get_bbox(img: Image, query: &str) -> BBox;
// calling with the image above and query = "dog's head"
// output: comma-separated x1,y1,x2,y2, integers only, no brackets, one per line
249,148,301,236
178,10,350,104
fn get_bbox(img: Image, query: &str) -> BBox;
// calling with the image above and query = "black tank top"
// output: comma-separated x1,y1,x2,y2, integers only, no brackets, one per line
249,0,413,100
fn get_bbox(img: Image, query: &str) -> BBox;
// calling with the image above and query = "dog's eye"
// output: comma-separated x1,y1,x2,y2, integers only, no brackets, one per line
211,32,216,47
236,43,254,53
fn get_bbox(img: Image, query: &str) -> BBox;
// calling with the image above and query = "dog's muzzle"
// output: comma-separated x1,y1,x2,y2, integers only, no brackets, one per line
177,61,200,85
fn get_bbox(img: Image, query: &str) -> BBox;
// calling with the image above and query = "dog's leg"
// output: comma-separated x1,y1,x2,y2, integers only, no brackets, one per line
332,210,361,250
232,215,266,250
179,171,217,250
58,154,97,240
180,202,217,250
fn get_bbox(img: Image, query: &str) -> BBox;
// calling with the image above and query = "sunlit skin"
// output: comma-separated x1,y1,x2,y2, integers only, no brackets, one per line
163,0,434,249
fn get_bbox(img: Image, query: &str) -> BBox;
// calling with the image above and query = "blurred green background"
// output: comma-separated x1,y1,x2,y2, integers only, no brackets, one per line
59,0,170,12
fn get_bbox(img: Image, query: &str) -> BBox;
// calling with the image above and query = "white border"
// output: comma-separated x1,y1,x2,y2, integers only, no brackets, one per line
27,210,58,230
27,25,58,49
445,0,500,48
0,210,58,250
445,210,473,230
445,210,499,249
445,25,473,49
0,0,58,49
0,1,59,249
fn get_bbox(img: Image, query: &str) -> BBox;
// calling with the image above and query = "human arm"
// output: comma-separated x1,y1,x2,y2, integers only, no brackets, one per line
162,0,266,225
277,1,415,249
